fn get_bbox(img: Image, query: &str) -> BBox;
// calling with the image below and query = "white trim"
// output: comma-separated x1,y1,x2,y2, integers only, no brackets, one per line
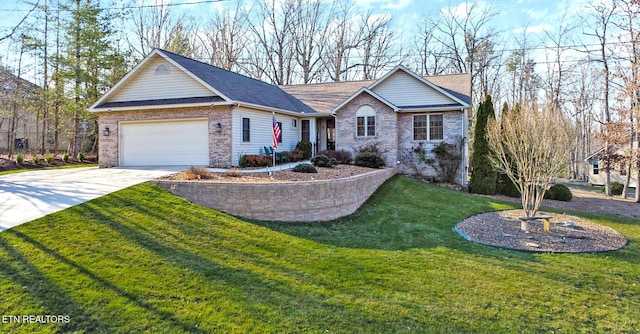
235,101,316,117
411,113,444,142
398,106,469,112
331,87,398,114
91,101,232,112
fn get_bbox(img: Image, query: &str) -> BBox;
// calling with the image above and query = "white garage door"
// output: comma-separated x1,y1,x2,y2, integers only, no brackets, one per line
120,119,209,166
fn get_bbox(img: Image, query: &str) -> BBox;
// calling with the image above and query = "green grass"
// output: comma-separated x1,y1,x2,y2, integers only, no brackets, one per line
0,164,98,176
1,176,639,333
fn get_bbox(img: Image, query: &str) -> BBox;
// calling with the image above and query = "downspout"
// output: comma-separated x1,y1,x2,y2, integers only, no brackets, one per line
462,108,468,187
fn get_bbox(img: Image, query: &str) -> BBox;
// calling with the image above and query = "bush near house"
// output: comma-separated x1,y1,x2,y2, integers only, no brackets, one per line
544,184,573,201
357,142,387,157
354,152,385,168
311,154,337,168
239,154,273,168
282,148,304,162
319,149,353,164
292,163,317,173
603,181,624,196
296,141,313,160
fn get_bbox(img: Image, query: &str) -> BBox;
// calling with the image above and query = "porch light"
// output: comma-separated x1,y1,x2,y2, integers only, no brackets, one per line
103,126,110,136
216,122,222,133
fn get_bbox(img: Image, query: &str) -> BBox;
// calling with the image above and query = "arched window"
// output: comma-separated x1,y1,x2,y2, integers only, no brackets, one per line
356,105,376,137
154,63,170,75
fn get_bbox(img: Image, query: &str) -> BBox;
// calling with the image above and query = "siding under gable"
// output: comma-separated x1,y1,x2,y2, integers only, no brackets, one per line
108,56,216,103
372,71,455,107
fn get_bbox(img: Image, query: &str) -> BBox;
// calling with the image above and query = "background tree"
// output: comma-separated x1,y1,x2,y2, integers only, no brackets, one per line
200,3,248,71
487,102,576,219
470,94,497,194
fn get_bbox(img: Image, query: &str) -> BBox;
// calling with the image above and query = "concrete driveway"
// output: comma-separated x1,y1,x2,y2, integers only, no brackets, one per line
0,166,185,231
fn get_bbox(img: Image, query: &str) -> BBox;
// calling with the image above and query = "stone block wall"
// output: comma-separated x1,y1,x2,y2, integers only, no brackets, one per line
98,105,233,168
154,167,396,222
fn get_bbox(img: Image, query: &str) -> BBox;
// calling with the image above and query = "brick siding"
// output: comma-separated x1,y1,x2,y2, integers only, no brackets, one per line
98,105,233,168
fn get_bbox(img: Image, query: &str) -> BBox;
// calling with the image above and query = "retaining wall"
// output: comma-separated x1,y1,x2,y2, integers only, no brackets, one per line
155,168,396,222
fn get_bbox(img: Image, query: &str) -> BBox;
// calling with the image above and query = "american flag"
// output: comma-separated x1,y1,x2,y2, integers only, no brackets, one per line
272,113,281,149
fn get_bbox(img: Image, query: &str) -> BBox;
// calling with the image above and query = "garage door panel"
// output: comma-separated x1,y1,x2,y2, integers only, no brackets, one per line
120,119,209,166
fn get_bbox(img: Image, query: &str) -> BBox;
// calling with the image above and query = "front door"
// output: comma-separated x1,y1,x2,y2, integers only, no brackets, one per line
326,118,335,150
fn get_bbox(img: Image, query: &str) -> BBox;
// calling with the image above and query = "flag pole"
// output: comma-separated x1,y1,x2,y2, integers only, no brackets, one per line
272,111,276,177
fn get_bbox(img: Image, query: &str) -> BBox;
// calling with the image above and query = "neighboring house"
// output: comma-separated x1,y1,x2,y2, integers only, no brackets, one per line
585,145,638,188
90,49,471,184
0,70,73,153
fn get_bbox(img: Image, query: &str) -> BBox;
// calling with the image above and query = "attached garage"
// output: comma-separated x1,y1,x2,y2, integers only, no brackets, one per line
119,118,209,166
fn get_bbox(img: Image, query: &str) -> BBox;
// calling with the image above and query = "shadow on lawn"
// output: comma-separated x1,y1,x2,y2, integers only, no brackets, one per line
0,235,106,332
71,197,411,332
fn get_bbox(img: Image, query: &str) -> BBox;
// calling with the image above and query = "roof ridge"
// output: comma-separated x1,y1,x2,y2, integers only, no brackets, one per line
156,48,285,90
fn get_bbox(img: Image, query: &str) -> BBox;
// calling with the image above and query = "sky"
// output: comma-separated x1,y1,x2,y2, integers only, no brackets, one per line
0,0,603,82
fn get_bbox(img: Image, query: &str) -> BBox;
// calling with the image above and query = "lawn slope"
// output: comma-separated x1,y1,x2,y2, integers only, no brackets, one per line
1,176,639,333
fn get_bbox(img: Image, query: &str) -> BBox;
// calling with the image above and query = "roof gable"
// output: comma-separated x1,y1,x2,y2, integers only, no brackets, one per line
90,49,316,114
330,88,398,114
159,50,316,114
370,65,470,109
106,54,217,103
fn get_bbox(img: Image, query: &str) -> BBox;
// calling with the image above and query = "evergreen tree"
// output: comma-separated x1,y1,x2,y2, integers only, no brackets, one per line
61,0,126,155
470,94,498,194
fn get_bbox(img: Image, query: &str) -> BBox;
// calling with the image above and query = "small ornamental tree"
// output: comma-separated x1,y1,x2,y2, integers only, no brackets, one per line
470,94,498,194
487,103,576,219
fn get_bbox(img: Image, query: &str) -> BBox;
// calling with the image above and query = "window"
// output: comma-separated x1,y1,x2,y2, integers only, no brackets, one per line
154,63,170,75
356,105,376,137
242,118,250,142
277,122,283,144
429,114,443,140
301,120,310,142
413,115,427,140
291,119,297,129
413,114,443,141
593,160,599,175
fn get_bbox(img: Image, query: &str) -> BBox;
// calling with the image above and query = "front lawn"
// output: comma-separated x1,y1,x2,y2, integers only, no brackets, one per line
1,176,639,333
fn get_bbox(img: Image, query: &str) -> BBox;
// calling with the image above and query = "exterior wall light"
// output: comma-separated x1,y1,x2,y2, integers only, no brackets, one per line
103,126,110,136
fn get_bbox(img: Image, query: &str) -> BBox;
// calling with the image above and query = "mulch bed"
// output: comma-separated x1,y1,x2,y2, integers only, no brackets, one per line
166,164,382,183
455,209,628,253
0,155,97,172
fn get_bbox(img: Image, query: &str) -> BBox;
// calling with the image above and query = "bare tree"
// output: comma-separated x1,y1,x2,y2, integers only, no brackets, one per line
487,102,576,222
127,0,195,59
611,0,640,201
359,12,398,80
584,1,617,195
291,0,331,83
322,1,366,82
245,0,296,85
200,3,248,71
428,0,501,102
504,31,540,108
412,16,448,76
0,1,40,43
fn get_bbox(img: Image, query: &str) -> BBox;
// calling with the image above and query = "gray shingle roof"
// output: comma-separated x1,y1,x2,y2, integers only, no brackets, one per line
281,73,471,114
159,49,317,114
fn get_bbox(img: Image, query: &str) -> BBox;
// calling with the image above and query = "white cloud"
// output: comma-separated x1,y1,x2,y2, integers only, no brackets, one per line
354,0,413,10
513,24,553,35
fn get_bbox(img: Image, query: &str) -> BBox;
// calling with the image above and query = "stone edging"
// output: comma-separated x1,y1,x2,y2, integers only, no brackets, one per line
155,168,396,222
